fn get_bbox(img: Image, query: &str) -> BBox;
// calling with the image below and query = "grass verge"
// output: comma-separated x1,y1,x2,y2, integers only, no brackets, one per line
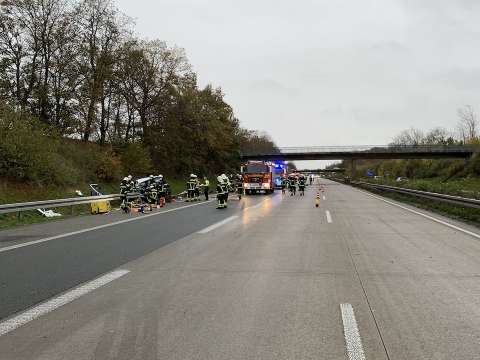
0,178,195,230
362,187,480,227
364,177,480,199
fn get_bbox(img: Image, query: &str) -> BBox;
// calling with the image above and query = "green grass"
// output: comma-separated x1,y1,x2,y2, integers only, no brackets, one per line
0,180,118,230
0,204,93,230
363,176,480,199
167,178,187,195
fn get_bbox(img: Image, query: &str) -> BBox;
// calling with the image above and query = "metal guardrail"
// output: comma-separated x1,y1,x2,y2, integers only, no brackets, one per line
0,189,199,215
351,181,480,209
0,194,133,215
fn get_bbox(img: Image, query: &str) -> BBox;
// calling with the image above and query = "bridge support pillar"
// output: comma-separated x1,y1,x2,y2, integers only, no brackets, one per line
349,159,357,180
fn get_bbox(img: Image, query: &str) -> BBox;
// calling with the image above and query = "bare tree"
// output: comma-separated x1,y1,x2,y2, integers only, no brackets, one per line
423,127,450,145
391,128,424,146
457,105,478,143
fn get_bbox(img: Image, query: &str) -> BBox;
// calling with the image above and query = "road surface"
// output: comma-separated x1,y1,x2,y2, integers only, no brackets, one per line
0,179,479,359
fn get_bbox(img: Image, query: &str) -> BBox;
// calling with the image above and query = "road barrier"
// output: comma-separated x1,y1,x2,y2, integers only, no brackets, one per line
0,194,132,215
350,181,480,209
0,189,199,215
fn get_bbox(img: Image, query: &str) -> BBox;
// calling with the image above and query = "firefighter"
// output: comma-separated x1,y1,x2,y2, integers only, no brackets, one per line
298,175,306,196
235,174,244,200
148,174,155,187
127,175,135,192
288,175,297,196
202,176,210,201
120,177,131,213
221,174,231,200
281,176,288,195
186,174,198,202
216,175,228,209
157,174,167,207
145,181,158,211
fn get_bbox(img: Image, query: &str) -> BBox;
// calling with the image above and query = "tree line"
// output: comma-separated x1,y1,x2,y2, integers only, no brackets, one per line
389,105,480,147
0,0,277,182
333,105,480,180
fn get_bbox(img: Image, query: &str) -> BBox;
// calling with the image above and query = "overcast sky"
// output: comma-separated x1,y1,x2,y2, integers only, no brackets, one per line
116,0,480,167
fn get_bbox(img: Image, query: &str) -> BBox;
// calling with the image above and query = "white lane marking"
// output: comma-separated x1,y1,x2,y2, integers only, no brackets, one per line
0,270,130,336
198,216,238,234
326,210,333,223
323,195,326,201
0,200,215,254
360,190,480,240
340,303,366,360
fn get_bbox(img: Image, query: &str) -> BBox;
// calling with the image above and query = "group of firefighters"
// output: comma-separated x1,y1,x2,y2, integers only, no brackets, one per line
120,172,314,213
119,173,245,212
119,174,169,213
280,174,308,196
186,173,243,209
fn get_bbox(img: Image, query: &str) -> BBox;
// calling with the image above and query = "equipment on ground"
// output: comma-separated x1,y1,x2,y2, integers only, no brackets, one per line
89,184,111,214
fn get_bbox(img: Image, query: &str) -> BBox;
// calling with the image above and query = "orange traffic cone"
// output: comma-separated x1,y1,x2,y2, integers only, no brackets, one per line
315,192,320,207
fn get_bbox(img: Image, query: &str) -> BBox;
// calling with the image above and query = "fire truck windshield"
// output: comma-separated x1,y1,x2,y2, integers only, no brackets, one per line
245,164,269,173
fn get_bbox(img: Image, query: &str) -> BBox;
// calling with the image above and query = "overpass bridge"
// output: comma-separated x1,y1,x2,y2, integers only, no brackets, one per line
240,145,478,161
296,168,346,174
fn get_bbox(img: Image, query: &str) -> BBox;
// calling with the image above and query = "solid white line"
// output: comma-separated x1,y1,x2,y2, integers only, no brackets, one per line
340,303,366,360
198,216,238,234
0,269,130,336
326,210,333,223
360,190,480,240
0,200,215,254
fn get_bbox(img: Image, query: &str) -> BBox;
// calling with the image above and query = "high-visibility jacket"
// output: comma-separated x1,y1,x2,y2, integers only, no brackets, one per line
187,180,197,191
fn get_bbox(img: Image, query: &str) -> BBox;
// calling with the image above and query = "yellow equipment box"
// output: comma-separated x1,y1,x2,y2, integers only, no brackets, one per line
89,183,111,214
90,200,111,214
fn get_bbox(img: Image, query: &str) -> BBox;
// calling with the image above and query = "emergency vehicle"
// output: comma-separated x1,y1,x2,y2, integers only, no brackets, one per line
272,162,288,189
242,161,275,195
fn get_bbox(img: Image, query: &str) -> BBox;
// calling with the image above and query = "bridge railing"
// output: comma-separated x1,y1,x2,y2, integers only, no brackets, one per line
241,144,480,156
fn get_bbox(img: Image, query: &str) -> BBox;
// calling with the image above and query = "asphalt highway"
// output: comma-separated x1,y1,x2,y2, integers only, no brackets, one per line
0,179,479,359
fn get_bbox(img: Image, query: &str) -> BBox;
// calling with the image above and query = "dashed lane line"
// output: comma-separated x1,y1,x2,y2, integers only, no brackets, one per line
340,303,366,360
0,270,130,336
197,216,238,234
326,210,333,223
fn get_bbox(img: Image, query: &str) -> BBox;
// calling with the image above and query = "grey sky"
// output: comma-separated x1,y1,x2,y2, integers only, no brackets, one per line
116,0,480,167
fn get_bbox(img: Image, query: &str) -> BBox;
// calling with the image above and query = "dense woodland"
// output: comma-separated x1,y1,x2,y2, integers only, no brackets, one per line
0,0,277,186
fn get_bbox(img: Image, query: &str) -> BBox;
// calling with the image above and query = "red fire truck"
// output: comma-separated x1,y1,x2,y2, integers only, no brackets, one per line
242,161,275,195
